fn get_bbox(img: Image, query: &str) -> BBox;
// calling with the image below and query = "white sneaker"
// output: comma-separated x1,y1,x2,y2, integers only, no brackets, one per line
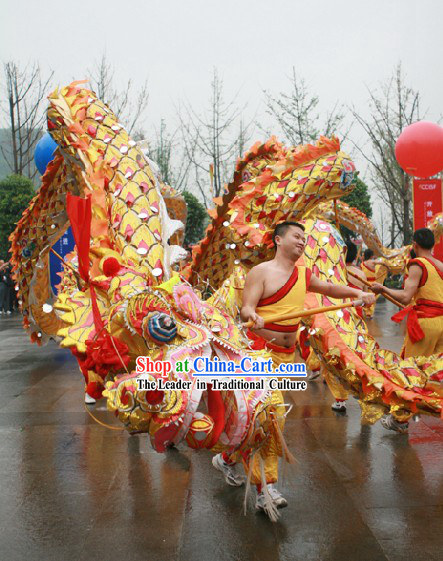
381,415,409,434
255,486,287,521
266,484,288,508
84,393,96,405
331,400,347,412
212,453,245,487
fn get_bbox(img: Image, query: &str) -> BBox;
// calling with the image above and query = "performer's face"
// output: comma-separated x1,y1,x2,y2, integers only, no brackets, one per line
276,226,306,259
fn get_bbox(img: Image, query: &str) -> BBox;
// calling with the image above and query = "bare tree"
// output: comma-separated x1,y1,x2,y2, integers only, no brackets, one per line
350,63,422,246
179,69,245,206
149,118,192,190
263,67,347,145
87,53,149,136
236,117,253,159
1,61,54,179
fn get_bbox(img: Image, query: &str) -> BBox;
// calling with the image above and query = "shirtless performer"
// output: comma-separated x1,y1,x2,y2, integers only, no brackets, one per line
372,228,443,433
213,222,375,516
241,222,375,353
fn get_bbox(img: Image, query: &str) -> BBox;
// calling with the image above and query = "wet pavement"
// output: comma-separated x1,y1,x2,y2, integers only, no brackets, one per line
0,299,442,561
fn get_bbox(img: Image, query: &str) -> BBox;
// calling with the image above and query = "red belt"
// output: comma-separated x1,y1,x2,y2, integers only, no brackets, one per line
263,322,299,332
391,299,443,343
246,329,296,353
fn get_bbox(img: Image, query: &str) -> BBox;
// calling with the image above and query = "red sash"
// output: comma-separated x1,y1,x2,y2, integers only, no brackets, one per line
246,329,296,353
391,299,443,343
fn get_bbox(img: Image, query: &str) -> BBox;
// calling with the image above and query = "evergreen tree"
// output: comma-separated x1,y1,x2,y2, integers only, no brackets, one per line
0,174,35,259
340,176,372,242
182,191,208,247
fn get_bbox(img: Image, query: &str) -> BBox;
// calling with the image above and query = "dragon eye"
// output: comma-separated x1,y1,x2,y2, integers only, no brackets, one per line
147,313,177,343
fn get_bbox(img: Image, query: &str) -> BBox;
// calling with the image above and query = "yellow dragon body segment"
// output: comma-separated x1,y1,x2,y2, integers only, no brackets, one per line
313,200,443,274
11,82,187,347
299,219,443,423
9,82,443,478
183,136,357,290
183,137,443,423
9,84,295,499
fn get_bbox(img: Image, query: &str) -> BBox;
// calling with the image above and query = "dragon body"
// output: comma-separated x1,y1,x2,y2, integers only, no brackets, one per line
299,219,442,423
185,143,443,423
10,84,293,486
10,83,443,471
313,200,443,274
183,137,357,290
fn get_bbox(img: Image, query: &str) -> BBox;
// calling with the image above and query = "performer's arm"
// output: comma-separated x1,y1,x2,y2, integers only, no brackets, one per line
309,274,375,306
348,266,367,288
241,268,265,328
371,265,421,305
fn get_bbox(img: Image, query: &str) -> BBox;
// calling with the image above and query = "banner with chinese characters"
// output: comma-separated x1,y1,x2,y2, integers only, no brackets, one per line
412,178,443,260
49,227,75,293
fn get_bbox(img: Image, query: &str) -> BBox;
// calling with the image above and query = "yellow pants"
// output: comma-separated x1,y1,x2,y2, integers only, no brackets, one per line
248,346,293,486
322,364,349,401
247,389,285,486
403,316,443,358
226,342,294,486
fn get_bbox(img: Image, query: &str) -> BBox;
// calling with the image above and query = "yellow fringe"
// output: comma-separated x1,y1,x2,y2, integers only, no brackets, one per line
273,412,297,464
259,456,279,522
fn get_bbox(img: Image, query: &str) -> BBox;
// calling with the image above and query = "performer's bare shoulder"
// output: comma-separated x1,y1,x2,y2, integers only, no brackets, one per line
244,261,270,284
246,259,298,300
426,256,443,273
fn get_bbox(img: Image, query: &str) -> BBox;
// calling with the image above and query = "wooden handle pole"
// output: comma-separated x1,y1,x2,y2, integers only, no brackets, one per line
347,270,404,309
243,300,362,328
334,199,340,228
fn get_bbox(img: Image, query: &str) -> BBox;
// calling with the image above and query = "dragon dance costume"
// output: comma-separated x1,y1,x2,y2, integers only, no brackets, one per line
248,265,311,362
229,266,311,490
392,257,443,358
9,81,443,522
321,265,369,404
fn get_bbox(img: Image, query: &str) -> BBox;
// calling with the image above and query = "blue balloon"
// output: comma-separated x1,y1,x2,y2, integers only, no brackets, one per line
34,132,58,175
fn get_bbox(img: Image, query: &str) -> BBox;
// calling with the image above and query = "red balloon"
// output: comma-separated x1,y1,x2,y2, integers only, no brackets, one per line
395,121,443,178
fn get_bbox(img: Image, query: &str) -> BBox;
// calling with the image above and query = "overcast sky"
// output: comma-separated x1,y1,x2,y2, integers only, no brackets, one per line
2,0,443,236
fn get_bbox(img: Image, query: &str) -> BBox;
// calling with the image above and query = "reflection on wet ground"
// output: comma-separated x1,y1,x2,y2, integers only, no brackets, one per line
0,300,442,561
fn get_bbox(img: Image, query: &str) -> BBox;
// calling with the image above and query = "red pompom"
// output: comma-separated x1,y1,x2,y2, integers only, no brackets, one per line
72,332,130,379
102,257,121,277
